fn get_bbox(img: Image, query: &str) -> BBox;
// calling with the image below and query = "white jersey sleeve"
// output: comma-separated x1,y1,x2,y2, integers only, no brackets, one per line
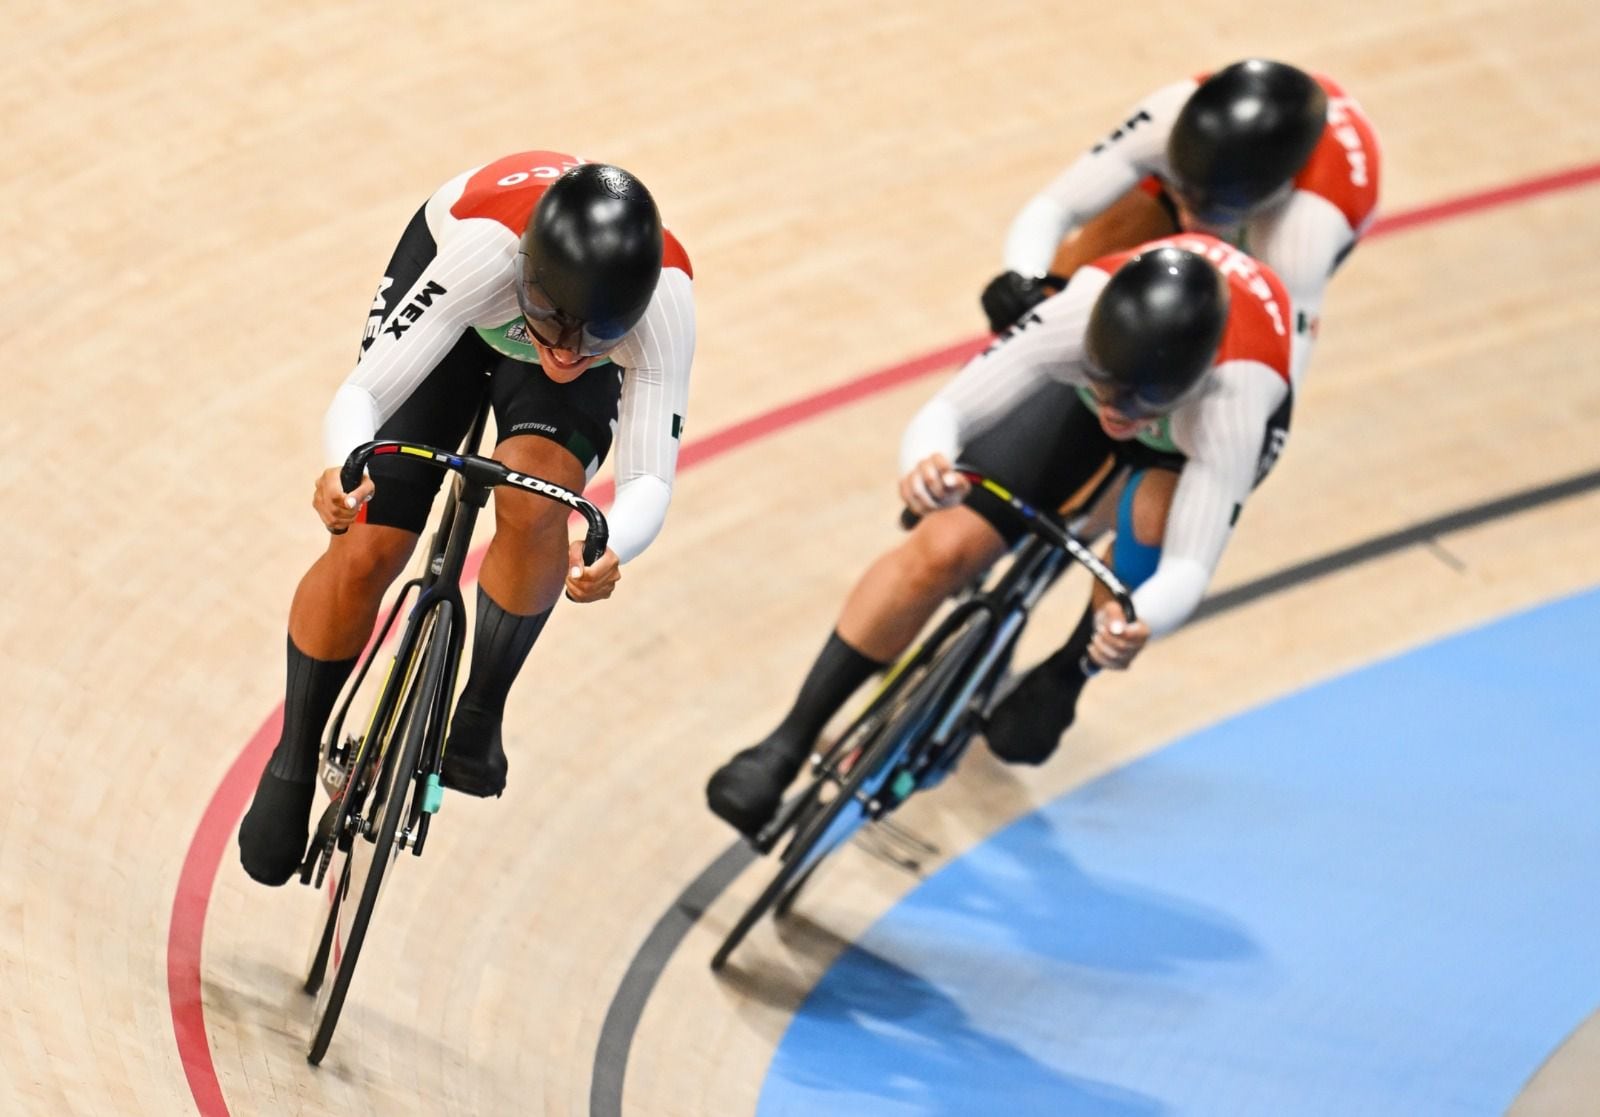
900,272,1106,471
604,267,696,563
321,218,521,468
1002,81,1196,278
1246,189,1357,392
1135,360,1289,635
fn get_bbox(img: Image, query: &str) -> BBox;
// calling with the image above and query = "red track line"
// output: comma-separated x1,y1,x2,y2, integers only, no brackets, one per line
166,159,1600,1115
1363,163,1600,238
168,711,283,1115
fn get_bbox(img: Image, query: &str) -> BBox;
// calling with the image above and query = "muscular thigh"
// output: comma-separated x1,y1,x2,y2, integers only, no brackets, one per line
486,358,623,545
489,357,624,482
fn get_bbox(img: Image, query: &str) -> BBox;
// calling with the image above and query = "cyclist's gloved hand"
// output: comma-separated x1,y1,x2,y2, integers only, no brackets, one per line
1087,599,1149,671
899,452,970,517
315,466,375,535
980,270,1050,334
566,540,620,603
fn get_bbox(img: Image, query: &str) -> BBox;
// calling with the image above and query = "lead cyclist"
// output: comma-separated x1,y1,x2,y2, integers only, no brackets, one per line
237,156,695,886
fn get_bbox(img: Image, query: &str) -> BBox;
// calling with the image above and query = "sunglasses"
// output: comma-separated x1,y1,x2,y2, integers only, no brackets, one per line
1082,365,1186,420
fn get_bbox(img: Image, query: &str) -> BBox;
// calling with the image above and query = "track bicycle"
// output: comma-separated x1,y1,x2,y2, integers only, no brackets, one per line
297,401,607,1064
710,467,1134,970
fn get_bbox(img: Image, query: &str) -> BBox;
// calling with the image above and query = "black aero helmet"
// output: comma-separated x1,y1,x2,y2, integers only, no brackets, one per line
1167,59,1328,224
1084,247,1230,417
517,163,663,356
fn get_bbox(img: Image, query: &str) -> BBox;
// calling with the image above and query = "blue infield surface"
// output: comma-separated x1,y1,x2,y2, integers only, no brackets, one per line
758,587,1600,1117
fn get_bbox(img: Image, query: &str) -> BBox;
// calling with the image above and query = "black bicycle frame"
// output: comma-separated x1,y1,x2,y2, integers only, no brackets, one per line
317,405,608,833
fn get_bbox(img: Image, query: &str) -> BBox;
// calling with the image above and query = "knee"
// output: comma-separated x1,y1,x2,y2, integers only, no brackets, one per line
491,489,567,548
490,438,585,547
900,513,1000,599
328,528,414,594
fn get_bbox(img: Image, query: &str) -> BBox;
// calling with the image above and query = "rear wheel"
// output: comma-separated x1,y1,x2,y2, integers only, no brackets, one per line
305,606,450,1065
710,607,993,970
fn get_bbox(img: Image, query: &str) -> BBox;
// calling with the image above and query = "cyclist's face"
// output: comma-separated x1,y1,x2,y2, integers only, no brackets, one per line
1085,382,1162,440
1096,405,1153,441
530,333,600,382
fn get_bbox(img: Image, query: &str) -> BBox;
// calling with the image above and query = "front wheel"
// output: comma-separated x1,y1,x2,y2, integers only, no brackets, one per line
710,607,993,971
305,606,450,1065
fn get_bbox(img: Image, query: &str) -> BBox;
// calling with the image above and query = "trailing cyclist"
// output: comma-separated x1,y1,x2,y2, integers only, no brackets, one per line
706,233,1292,837
967,58,1380,761
239,154,696,886
984,59,1377,386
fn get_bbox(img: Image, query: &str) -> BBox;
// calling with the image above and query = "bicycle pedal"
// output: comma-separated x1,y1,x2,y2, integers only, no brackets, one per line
752,816,785,856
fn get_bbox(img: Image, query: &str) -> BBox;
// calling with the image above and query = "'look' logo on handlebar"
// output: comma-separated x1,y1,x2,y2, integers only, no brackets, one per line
505,470,580,507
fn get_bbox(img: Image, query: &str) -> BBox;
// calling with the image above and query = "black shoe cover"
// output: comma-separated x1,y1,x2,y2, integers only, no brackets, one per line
440,702,508,798
985,659,1089,766
238,773,317,886
705,742,807,838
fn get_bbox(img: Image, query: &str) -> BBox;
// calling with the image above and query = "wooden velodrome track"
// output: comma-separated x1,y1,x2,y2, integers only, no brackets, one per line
6,1,1600,1114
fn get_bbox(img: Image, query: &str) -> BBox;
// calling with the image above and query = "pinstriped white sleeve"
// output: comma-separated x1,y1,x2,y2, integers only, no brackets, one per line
1135,361,1288,635
1003,80,1196,277
606,268,695,563
321,218,520,468
901,271,1104,471
321,217,521,464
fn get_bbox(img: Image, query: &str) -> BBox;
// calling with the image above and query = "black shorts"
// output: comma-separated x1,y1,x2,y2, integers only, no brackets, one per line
358,207,624,534
960,382,1291,544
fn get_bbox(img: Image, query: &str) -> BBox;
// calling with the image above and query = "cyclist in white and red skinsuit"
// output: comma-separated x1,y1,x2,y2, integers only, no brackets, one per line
239,153,695,885
959,59,1380,755
706,233,1293,837
986,58,1381,395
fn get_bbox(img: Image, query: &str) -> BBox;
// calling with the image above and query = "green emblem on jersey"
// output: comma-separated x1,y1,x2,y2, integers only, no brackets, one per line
473,318,614,369
1074,386,1180,453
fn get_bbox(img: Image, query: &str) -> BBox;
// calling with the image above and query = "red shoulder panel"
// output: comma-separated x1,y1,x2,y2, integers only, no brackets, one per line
662,228,693,279
449,151,692,277
1293,76,1381,232
449,151,586,234
1213,256,1293,382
